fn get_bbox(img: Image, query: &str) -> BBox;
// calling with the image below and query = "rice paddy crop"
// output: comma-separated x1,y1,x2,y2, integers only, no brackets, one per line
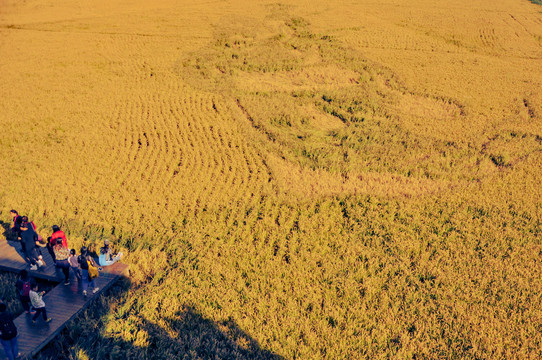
1,0,541,358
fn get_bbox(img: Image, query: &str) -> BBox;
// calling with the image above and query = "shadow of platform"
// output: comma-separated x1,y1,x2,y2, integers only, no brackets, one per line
40,303,284,360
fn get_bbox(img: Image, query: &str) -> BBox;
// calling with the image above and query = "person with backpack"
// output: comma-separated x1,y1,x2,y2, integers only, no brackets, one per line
15,270,34,314
50,225,67,248
20,217,41,271
9,210,22,241
78,247,100,297
53,238,71,285
29,284,51,324
47,225,68,264
0,303,20,360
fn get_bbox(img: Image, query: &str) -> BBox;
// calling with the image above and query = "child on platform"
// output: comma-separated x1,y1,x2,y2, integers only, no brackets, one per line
68,249,81,279
29,284,52,324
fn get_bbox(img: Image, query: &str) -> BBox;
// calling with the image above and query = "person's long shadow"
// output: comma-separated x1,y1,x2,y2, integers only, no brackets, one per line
39,277,284,360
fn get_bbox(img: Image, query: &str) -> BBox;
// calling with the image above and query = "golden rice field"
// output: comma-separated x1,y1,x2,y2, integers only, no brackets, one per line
1,0,542,358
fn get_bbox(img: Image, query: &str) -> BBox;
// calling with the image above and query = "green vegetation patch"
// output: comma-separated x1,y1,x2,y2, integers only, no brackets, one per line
179,11,542,183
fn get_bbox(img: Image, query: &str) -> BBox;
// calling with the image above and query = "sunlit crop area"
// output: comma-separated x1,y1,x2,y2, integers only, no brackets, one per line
1,0,541,358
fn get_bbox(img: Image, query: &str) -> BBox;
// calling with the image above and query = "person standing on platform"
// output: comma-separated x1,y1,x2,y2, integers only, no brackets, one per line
29,284,52,324
53,238,71,285
68,249,81,280
50,225,67,248
47,225,67,264
15,270,34,314
9,210,22,241
0,303,20,360
27,218,46,267
20,217,40,271
78,247,99,296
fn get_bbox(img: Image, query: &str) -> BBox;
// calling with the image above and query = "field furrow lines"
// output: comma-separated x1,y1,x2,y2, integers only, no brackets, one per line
2,1,541,358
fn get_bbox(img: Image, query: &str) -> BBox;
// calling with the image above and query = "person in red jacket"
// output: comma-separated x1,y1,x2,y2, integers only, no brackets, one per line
47,225,68,264
50,225,67,248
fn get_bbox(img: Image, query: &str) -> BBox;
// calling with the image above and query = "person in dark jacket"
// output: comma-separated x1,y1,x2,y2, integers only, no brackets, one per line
78,247,99,296
15,270,34,314
0,303,20,360
20,217,40,270
9,210,22,240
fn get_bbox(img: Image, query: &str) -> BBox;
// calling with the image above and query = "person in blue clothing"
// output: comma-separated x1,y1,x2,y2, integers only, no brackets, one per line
0,303,20,360
98,239,123,267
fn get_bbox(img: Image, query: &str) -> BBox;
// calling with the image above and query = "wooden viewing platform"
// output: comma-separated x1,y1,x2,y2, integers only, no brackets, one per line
0,238,129,359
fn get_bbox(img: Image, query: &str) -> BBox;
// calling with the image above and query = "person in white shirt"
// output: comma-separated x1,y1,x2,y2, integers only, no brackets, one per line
29,284,52,324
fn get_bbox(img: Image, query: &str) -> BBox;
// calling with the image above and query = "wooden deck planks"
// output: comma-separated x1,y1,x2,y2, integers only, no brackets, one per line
0,239,129,359
0,239,64,281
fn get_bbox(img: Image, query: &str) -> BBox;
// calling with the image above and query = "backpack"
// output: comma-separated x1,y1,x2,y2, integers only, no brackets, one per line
20,281,31,297
88,261,99,280
0,316,17,340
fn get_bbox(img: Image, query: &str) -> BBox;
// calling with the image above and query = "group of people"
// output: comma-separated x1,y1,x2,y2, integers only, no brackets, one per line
10,210,45,271
0,210,125,359
10,209,123,279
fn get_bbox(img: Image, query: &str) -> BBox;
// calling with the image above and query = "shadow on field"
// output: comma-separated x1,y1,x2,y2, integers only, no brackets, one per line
102,306,284,360
38,277,283,360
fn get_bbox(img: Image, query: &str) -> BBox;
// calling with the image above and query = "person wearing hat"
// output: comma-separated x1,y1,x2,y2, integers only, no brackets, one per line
98,239,123,267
